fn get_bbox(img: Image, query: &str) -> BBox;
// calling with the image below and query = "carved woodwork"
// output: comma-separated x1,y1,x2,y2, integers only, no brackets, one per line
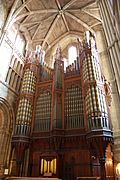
11,34,113,180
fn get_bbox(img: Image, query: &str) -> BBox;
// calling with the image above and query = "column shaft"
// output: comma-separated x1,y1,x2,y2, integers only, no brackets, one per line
99,0,120,96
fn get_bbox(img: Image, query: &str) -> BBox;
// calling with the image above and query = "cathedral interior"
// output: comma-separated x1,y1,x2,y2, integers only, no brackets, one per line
0,0,120,180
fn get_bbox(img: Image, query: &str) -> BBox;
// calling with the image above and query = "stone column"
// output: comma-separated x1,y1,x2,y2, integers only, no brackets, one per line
97,0,120,96
96,29,120,177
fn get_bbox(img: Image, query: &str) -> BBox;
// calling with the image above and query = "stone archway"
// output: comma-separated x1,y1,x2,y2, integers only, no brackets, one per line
0,97,14,177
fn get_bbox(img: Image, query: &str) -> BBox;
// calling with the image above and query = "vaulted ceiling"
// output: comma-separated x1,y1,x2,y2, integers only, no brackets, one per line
5,0,102,63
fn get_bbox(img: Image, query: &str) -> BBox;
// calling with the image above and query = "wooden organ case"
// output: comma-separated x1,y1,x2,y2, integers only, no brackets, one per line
11,34,113,180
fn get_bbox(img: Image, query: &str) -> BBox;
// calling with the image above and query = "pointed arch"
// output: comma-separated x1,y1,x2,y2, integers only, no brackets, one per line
0,97,14,131
0,97,15,176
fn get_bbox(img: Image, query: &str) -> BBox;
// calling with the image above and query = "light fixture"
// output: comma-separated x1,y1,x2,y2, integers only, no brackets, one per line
116,163,120,176
4,168,9,175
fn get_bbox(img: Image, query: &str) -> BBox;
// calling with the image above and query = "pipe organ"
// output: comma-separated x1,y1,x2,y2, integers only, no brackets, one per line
64,84,84,129
34,90,52,132
11,33,113,180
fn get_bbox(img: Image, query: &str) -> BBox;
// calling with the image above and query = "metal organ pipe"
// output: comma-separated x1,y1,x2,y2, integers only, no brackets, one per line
12,54,39,176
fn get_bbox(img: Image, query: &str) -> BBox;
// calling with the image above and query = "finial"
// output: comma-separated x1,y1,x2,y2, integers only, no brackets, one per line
55,44,62,60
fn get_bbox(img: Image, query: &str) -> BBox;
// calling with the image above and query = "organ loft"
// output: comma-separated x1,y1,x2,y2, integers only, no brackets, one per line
0,0,120,180
10,33,113,180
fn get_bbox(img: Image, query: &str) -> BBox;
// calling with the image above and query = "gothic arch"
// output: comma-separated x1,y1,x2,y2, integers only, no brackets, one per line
0,97,15,176
0,97,14,132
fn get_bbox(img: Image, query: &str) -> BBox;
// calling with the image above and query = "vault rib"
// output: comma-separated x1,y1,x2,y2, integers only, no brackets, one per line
46,32,69,53
21,15,30,25
46,31,82,53
55,0,70,31
61,14,70,31
82,9,102,22
42,14,60,49
32,23,42,40
65,12,95,35
21,13,57,26
90,22,102,28
66,8,102,22
63,0,78,10
30,14,58,40
12,0,32,19
55,0,61,10
80,0,96,10
33,39,45,43
22,0,31,12
10,9,58,25
27,24,38,31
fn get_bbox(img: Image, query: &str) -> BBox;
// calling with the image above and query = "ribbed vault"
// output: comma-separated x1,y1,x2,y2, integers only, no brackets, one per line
5,0,102,63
